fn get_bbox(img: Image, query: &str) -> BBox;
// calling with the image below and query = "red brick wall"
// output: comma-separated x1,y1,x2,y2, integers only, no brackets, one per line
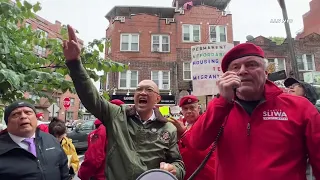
106,5,233,97
296,0,320,39
248,34,320,80
108,14,177,62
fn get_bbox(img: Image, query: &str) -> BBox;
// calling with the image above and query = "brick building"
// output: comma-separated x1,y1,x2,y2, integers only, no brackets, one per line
247,33,320,83
296,0,320,39
104,0,233,107
24,16,83,121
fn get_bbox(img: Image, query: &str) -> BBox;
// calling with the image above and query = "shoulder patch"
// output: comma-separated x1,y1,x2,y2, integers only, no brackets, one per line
159,131,171,143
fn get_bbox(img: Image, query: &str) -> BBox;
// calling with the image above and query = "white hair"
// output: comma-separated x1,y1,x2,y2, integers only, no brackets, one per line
263,58,269,70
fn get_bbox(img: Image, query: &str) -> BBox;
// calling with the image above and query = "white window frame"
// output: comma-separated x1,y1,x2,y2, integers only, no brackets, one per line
209,25,227,43
120,33,139,52
183,62,192,80
266,58,286,72
70,98,75,106
151,71,171,90
118,70,139,89
34,29,48,56
151,34,170,52
297,54,315,71
182,24,201,43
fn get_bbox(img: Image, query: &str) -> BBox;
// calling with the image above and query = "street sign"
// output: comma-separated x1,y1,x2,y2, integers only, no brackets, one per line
63,97,71,110
48,103,60,117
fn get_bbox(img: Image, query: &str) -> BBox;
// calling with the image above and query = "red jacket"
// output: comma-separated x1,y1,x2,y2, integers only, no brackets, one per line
190,80,320,180
78,125,107,180
178,124,215,180
37,124,49,133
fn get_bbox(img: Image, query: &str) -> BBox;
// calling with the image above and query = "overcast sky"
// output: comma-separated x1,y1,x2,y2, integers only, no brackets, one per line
28,0,311,44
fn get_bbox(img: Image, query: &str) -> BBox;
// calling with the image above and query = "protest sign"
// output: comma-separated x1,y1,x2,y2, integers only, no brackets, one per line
191,43,234,96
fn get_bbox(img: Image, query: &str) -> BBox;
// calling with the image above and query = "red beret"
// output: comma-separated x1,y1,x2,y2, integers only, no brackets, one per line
221,43,265,72
179,95,199,107
94,119,102,125
110,99,125,106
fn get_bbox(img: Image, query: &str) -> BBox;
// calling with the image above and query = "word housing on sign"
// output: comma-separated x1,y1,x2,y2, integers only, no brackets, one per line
191,43,234,96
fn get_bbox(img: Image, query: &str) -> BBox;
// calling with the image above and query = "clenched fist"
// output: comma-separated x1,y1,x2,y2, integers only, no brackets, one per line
217,71,241,102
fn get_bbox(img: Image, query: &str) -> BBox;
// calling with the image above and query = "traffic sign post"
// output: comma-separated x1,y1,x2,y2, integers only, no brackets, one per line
63,97,71,122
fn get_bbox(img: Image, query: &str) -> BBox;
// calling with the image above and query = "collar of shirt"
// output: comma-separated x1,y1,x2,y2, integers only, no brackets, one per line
8,132,36,150
136,110,156,124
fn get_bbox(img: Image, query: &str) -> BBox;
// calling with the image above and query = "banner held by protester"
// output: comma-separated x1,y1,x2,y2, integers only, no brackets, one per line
191,43,234,96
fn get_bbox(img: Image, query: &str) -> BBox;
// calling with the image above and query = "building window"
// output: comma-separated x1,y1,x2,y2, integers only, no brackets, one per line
119,70,138,89
297,54,315,71
79,102,85,110
182,25,200,42
70,98,75,106
29,94,40,101
56,97,60,106
34,29,48,56
209,25,227,43
151,71,170,90
25,22,31,28
183,62,192,80
266,58,286,72
151,35,170,52
66,111,73,120
120,34,139,51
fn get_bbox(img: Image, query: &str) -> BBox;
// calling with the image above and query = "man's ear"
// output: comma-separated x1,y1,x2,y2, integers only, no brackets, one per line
156,95,161,104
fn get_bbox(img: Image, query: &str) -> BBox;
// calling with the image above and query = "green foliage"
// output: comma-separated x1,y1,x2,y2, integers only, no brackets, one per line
0,0,128,105
269,36,285,45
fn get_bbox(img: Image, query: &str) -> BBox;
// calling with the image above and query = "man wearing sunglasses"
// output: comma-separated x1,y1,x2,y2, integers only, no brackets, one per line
62,25,185,180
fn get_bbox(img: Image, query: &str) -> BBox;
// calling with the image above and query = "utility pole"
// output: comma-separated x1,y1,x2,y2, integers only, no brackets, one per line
278,0,299,78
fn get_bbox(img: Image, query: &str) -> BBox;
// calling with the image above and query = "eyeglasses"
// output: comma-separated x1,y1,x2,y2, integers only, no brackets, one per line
135,87,159,94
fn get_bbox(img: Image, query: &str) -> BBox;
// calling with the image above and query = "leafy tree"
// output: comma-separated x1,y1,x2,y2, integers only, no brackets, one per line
269,36,285,45
0,0,127,108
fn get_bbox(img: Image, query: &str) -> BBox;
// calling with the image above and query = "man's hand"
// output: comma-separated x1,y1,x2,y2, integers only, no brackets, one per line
63,25,81,61
160,162,176,176
217,71,241,102
167,117,186,137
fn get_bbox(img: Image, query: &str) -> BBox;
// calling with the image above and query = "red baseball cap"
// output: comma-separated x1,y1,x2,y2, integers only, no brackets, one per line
221,43,265,72
36,112,44,119
179,95,199,107
110,99,125,106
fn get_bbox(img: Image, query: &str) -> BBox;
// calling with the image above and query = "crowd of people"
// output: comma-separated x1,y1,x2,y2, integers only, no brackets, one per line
0,25,319,180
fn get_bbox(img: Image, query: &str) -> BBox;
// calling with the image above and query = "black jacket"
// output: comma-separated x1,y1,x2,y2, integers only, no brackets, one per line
0,128,70,180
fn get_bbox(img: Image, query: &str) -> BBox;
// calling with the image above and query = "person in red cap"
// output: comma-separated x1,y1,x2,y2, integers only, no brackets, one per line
36,112,49,133
169,95,215,180
189,42,320,180
78,99,124,180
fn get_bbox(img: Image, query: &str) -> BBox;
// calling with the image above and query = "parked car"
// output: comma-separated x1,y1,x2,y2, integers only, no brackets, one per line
67,120,95,151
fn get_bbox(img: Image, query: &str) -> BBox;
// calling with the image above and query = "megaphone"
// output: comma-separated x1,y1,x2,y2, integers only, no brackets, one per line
136,169,178,180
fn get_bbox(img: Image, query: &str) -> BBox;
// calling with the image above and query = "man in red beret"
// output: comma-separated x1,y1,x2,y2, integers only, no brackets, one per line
189,42,320,180
169,95,215,180
78,99,124,180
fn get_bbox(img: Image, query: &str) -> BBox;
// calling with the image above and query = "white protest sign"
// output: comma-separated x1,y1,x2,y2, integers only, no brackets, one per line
191,43,234,96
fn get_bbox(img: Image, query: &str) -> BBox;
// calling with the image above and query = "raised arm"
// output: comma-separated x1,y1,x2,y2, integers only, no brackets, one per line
63,25,120,125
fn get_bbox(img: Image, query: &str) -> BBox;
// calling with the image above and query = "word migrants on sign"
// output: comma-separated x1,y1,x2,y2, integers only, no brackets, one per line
191,43,234,96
